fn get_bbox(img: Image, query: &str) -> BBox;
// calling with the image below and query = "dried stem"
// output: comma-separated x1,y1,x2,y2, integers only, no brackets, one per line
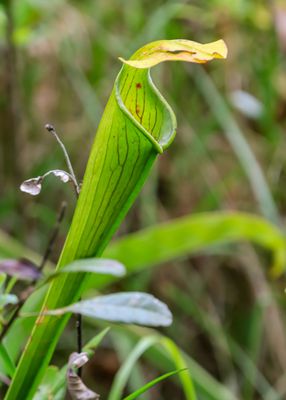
76,315,83,374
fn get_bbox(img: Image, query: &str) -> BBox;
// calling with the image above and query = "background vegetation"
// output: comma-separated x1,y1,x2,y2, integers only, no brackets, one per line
1,0,286,399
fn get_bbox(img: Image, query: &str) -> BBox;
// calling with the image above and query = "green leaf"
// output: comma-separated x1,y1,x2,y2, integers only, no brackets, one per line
41,258,126,284
65,292,172,327
83,327,111,356
107,336,165,400
32,366,59,400
102,211,286,280
122,369,187,400
0,344,16,378
26,292,172,327
161,337,196,400
5,38,226,400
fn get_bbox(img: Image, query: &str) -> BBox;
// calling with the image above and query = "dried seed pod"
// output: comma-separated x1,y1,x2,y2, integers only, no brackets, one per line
20,169,72,196
67,352,99,400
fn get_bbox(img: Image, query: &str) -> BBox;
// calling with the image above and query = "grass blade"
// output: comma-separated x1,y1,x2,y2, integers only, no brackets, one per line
160,337,196,400
108,334,196,400
192,67,279,224
111,325,237,400
122,369,187,400
108,336,160,400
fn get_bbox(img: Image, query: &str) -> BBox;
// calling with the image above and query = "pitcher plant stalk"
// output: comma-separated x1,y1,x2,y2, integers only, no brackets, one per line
5,38,227,399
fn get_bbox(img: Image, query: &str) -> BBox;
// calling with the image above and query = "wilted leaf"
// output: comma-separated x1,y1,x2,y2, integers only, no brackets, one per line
67,352,99,400
20,177,42,196
42,292,173,327
40,329,110,399
119,39,227,69
20,169,72,196
0,258,41,281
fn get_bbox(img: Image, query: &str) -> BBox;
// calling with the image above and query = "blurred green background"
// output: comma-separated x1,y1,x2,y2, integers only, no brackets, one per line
1,0,286,399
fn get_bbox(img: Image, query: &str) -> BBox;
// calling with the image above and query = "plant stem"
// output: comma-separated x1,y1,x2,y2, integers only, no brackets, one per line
45,124,80,195
41,128,84,370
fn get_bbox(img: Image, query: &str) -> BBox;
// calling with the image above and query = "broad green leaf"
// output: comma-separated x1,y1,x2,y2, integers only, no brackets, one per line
6,38,226,400
26,292,172,327
122,369,187,400
101,211,286,280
